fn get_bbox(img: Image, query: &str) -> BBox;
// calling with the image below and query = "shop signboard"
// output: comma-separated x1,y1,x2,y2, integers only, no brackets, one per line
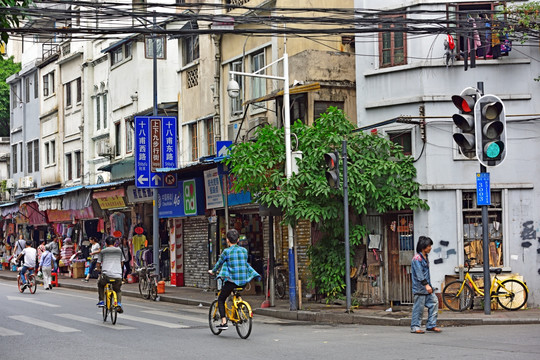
216,163,252,206
158,178,205,218
203,168,224,209
135,116,178,188
126,185,154,203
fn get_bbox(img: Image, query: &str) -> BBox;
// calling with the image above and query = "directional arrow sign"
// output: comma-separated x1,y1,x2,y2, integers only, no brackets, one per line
138,174,148,185
152,174,162,187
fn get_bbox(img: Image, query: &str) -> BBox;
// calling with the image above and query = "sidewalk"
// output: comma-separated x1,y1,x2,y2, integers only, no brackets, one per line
2,269,539,327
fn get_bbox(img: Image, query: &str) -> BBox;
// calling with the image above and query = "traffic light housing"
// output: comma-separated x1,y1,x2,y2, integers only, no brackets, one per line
324,151,340,189
474,95,506,167
452,87,480,159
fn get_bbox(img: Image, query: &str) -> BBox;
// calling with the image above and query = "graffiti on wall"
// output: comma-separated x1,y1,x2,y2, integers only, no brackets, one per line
432,240,456,265
519,220,540,274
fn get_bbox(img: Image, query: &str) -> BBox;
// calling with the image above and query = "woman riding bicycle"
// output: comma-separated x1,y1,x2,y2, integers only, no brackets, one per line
208,229,260,330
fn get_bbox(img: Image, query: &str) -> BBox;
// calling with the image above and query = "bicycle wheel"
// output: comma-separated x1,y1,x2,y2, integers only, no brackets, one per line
150,279,158,301
442,280,473,311
109,293,118,325
235,302,252,339
102,298,108,322
27,275,37,294
139,276,148,298
17,276,25,293
208,300,222,335
275,273,287,299
496,279,528,311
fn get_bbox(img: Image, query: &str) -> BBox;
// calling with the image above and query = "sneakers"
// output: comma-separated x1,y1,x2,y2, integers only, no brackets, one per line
216,323,228,330
97,301,105,307
117,303,124,313
82,279,89,282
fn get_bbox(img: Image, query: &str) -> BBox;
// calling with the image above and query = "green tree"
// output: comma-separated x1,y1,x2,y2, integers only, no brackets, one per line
1,0,33,45
226,107,428,299
0,55,21,136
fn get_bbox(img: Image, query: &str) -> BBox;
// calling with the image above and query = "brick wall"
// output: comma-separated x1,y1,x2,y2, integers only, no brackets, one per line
183,216,209,288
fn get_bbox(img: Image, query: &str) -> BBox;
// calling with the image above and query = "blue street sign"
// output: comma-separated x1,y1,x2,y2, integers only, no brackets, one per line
135,116,178,188
476,172,490,206
215,140,232,159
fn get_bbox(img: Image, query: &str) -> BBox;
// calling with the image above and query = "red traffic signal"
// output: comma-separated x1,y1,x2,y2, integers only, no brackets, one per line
324,152,340,189
452,88,480,159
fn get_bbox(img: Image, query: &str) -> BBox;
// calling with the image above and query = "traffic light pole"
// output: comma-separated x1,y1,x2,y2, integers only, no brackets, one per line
342,140,351,313
480,164,491,315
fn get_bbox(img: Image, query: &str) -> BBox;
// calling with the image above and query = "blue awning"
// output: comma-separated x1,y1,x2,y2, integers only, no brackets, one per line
0,202,17,207
85,180,127,189
35,185,84,199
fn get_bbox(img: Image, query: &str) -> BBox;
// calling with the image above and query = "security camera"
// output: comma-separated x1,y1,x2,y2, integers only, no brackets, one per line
227,79,240,98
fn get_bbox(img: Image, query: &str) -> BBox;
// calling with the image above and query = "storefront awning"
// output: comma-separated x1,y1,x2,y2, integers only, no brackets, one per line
86,180,128,189
35,185,84,199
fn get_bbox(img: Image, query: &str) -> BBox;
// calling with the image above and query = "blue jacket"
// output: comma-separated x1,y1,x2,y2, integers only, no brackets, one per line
411,252,432,295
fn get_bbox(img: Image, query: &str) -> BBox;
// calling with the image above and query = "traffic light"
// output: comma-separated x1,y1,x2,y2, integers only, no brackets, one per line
452,88,480,159
324,151,340,189
474,95,506,167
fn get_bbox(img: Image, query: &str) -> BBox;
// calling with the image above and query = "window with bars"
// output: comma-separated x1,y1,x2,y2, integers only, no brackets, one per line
33,140,39,172
190,123,198,161
12,144,18,173
145,36,166,59
66,153,73,180
379,15,407,67
27,142,33,173
75,150,82,178
11,83,18,109
76,78,81,103
462,190,503,267
25,77,30,103
126,119,134,153
230,60,243,116
206,118,214,155
182,22,199,65
186,67,199,88
65,81,72,107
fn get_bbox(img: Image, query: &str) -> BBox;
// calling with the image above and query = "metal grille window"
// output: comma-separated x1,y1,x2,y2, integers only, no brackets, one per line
145,36,165,59
190,123,198,161
76,78,81,103
66,153,73,180
27,142,33,173
206,118,214,155
230,60,243,116
187,67,199,88
182,22,199,65
33,140,39,172
25,77,30,103
75,150,82,178
462,190,503,267
11,83,18,109
65,81,72,107
12,144,17,173
379,15,407,67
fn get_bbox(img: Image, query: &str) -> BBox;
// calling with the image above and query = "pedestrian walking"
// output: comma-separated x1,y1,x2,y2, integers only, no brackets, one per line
83,237,101,282
39,244,54,290
120,237,132,282
410,235,442,334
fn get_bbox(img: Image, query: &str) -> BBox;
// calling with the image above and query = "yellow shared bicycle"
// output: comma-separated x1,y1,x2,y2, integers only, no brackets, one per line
442,260,529,311
209,278,253,339
102,278,121,324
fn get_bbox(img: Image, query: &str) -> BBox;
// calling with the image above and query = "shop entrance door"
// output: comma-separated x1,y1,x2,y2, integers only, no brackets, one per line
385,212,414,304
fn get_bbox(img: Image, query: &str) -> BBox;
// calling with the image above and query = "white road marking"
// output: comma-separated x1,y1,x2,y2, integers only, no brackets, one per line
56,313,136,330
142,310,207,324
9,315,80,333
6,296,60,307
0,327,23,336
119,314,188,328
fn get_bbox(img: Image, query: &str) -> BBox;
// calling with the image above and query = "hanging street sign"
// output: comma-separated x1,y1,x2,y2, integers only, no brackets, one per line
476,172,491,206
135,116,178,188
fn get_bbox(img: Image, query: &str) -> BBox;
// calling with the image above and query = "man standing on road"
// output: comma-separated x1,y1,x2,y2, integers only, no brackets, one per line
16,240,37,289
96,236,125,312
208,229,260,330
410,235,442,334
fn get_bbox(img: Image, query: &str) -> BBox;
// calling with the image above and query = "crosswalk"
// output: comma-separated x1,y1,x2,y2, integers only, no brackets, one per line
1,308,208,336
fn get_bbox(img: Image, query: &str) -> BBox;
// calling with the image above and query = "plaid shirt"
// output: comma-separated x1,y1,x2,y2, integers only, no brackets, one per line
212,245,260,286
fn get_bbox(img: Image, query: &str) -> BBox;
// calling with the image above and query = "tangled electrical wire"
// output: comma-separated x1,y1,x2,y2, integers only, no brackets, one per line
0,1,536,44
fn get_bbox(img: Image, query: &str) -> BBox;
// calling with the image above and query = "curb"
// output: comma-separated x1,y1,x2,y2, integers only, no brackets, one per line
2,273,538,327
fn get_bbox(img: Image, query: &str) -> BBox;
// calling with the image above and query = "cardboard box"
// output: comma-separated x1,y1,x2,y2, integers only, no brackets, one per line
71,266,85,278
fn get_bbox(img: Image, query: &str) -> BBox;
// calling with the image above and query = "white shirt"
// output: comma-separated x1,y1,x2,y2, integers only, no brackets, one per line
21,247,37,268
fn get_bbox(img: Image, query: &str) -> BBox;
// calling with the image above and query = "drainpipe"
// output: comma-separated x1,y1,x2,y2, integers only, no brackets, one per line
212,34,222,142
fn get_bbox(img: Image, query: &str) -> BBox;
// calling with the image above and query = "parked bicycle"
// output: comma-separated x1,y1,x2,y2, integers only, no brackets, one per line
17,266,37,294
263,261,288,299
442,259,529,311
209,277,253,339
102,278,121,325
137,264,158,300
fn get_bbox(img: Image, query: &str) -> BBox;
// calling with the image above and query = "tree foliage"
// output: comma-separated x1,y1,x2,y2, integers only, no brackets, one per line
225,107,428,298
1,0,33,44
0,55,21,136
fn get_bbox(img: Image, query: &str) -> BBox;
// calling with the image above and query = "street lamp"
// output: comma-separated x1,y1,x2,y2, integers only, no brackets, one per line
227,51,297,311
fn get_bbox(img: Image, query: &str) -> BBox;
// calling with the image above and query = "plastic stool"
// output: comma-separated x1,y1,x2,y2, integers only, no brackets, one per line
51,272,59,287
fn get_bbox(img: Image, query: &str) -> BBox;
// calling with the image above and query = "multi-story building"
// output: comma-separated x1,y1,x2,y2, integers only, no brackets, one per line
354,0,540,306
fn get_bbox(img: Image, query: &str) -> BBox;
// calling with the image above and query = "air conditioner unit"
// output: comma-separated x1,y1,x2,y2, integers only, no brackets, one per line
19,176,34,189
5,179,14,189
97,140,111,157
